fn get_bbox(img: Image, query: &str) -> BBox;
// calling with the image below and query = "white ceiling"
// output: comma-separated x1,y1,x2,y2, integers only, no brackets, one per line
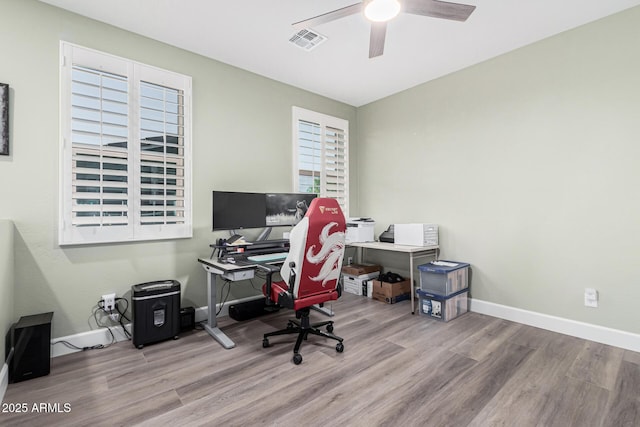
40,0,640,107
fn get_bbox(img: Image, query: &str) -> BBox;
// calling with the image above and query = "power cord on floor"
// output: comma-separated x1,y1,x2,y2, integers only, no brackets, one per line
52,297,131,352
114,297,132,339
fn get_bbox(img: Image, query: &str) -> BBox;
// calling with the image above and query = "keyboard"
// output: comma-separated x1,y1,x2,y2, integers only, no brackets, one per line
247,252,289,262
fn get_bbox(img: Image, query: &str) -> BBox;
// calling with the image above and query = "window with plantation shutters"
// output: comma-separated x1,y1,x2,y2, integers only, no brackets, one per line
292,107,349,216
59,43,192,245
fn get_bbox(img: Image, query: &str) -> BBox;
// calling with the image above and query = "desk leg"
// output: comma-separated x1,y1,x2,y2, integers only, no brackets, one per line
312,304,334,317
204,270,236,349
410,254,416,315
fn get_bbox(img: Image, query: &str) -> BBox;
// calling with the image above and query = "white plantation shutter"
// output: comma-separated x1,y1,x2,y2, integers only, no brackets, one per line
293,107,349,216
60,43,191,245
323,125,348,209
70,66,130,232
138,81,185,227
296,119,322,194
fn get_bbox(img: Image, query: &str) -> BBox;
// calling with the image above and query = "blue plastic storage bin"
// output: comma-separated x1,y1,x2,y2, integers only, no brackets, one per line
418,261,470,296
417,288,469,322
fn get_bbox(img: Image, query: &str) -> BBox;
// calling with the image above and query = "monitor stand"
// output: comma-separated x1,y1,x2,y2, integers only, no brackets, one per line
255,227,272,242
226,234,244,245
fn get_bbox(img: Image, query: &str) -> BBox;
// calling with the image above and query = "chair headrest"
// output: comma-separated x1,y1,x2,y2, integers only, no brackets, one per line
305,198,344,221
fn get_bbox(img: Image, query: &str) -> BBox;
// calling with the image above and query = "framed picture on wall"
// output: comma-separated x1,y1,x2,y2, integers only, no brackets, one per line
0,82,8,156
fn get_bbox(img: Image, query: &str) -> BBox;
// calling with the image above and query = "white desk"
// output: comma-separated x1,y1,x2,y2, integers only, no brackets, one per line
347,241,439,314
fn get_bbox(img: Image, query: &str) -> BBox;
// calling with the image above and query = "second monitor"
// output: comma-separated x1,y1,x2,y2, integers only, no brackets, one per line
265,193,316,227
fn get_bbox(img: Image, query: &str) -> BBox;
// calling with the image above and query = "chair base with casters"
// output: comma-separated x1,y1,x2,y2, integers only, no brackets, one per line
262,305,344,365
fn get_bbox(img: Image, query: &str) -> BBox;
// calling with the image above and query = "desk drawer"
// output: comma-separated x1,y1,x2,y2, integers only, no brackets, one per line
222,269,254,281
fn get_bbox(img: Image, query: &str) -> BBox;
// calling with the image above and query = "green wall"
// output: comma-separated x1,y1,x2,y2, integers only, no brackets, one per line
0,220,14,361
0,0,357,338
357,7,640,333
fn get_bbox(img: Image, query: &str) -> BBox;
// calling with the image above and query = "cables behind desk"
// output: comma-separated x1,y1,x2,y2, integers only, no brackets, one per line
216,278,233,316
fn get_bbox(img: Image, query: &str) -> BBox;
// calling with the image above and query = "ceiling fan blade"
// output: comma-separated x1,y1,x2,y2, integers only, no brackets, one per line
293,3,363,31
369,22,387,58
403,0,476,22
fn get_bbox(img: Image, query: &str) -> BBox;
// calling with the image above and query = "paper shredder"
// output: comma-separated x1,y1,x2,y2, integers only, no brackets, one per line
132,280,181,349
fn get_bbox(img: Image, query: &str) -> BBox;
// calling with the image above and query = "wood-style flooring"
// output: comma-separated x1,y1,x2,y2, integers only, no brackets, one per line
2,293,639,426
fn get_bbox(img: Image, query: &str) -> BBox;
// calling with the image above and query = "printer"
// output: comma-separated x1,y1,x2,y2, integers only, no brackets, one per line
346,218,375,243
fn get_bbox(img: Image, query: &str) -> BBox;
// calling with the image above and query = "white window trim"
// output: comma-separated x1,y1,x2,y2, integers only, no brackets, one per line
59,42,192,245
292,106,349,217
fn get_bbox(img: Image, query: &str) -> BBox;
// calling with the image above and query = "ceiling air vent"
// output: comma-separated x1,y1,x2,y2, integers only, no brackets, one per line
289,29,327,51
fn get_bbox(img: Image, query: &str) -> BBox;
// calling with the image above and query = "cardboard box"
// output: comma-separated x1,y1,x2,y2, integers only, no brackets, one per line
341,264,381,276
343,271,379,297
371,279,411,304
394,223,438,246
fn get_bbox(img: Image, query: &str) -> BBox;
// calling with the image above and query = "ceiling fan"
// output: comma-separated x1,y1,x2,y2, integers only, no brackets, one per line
293,0,476,58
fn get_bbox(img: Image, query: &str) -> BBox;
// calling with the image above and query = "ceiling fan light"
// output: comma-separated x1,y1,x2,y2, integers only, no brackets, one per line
364,0,401,23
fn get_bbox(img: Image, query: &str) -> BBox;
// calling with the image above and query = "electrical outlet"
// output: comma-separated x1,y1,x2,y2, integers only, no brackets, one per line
102,293,116,311
347,256,353,265
584,288,598,308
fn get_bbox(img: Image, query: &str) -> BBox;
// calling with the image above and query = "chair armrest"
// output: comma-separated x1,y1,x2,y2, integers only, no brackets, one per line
254,263,281,274
287,261,296,296
255,263,281,306
274,261,296,309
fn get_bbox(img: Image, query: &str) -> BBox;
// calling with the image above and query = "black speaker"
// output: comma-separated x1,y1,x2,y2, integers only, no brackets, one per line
7,312,53,383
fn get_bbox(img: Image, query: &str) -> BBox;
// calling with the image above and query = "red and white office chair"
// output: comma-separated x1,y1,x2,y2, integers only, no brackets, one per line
261,197,346,365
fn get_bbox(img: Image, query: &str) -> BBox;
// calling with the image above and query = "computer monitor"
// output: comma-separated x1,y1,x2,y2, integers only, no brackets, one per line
265,193,317,227
212,191,266,231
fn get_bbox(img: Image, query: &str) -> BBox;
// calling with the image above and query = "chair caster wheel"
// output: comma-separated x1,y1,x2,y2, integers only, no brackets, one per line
336,342,344,353
262,339,270,348
293,353,303,365
327,324,334,333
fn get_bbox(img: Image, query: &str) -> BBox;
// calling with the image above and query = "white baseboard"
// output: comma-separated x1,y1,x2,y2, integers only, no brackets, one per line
51,295,264,358
51,324,133,358
1,362,8,403
470,298,640,353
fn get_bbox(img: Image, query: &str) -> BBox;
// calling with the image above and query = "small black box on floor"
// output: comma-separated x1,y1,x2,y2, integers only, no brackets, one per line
180,306,195,331
132,280,180,349
229,298,278,321
6,312,53,383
